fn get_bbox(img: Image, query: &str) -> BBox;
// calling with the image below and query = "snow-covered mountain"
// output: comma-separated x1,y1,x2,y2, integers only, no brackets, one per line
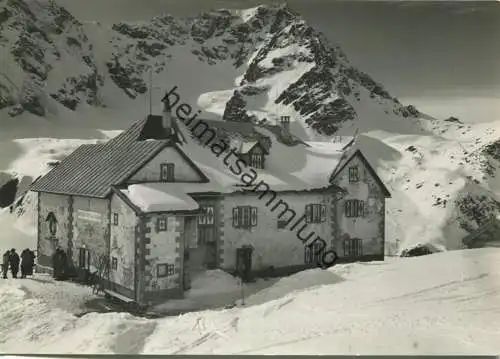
1,0,500,253
1,0,425,136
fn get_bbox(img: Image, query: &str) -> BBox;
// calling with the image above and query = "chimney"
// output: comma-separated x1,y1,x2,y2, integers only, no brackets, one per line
161,92,173,136
278,115,291,135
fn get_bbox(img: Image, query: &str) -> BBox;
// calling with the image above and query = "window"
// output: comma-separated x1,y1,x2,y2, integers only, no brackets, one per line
111,257,118,271
305,241,325,264
349,166,360,182
113,212,119,226
250,154,263,169
344,200,365,218
198,205,215,226
78,248,91,270
160,163,175,182
305,204,326,223
232,206,258,229
157,263,175,278
157,217,167,232
344,238,363,257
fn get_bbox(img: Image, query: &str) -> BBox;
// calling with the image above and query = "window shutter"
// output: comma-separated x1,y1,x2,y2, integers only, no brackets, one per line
155,218,160,232
232,207,239,228
206,205,214,225
320,205,326,222
243,206,250,228
357,200,363,217
344,201,349,218
250,207,258,227
199,208,206,225
362,200,367,217
314,204,320,222
305,204,311,223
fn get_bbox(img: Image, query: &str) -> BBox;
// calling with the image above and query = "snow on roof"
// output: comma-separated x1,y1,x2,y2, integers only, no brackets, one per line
305,140,351,155
175,121,345,192
124,183,200,213
240,141,258,154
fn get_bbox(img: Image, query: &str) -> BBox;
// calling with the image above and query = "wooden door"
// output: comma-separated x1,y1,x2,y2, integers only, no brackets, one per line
198,205,217,268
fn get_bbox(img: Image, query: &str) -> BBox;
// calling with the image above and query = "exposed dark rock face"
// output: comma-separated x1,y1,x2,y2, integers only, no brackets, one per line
400,244,435,257
456,192,500,233
0,0,104,115
0,0,417,132
0,83,15,109
106,57,147,99
480,139,500,177
0,177,19,208
222,90,253,123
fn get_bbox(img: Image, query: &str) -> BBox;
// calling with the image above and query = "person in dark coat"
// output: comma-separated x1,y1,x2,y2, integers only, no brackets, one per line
58,249,68,280
52,248,61,280
28,250,36,276
52,248,67,280
9,249,20,279
2,250,9,279
20,249,35,278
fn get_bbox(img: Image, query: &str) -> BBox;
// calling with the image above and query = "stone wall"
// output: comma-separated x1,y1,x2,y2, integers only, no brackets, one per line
109,193,138,298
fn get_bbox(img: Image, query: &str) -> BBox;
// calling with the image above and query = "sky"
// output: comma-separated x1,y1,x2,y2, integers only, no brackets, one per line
54,0,500,123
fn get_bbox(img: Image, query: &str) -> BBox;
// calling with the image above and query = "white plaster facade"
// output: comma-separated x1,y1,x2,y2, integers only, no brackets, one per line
221,191,336,272
71,196,110,270
331,153,386,258
37,192,71,267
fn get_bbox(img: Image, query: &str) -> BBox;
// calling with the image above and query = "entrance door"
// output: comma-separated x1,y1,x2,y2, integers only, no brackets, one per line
198,205,217,269
236,247,253,282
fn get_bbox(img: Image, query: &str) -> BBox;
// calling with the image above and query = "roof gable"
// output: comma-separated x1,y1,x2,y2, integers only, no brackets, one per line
30,141,169,197
330,149,391,198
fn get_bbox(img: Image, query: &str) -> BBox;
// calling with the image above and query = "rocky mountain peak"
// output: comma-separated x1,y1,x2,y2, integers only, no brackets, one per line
1,0,421,137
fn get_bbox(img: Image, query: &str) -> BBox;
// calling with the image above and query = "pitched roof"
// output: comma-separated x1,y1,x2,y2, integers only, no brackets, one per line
200,119,257,137
30,141,169,197
106,117,147,147
108,115,186,146
176,123,346,192
197,119,307,147
329,149,391,198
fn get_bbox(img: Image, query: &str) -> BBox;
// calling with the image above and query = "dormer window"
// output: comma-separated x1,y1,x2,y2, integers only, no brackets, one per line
349,166,359,182
160,163,175,182
250,153,263,169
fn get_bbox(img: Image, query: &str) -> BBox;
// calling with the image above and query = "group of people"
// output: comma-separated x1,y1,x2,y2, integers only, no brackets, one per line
2,248,36,279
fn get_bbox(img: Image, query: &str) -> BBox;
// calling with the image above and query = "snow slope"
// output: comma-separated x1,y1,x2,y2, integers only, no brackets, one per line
0,248,499,354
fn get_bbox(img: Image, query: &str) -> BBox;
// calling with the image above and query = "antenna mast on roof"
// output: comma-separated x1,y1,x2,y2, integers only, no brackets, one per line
148,68,153,115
